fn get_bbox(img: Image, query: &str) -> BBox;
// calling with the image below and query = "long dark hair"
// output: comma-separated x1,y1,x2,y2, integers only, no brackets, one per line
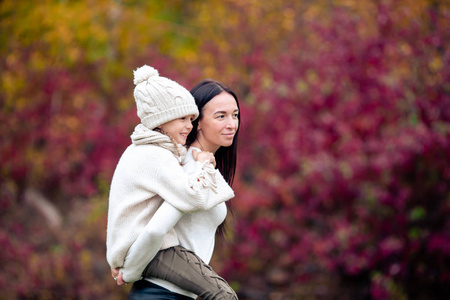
187,79,240,237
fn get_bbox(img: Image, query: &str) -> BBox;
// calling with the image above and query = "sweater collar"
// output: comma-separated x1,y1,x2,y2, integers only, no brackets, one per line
130,123,186,162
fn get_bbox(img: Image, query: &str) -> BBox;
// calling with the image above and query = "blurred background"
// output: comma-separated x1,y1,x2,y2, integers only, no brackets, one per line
1,0,449,299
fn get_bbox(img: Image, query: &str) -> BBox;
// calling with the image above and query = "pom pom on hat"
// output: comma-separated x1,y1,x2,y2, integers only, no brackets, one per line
132,65,199,130
133,65,159,85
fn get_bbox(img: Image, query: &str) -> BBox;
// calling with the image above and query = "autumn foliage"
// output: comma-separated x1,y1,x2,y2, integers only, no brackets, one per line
1,0,449,299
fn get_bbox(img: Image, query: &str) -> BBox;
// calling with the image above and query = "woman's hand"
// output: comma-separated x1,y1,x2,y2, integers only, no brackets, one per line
192,149,216,167
111,267,127,286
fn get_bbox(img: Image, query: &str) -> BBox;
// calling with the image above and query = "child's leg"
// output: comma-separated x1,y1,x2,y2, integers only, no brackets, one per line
142,246,238,300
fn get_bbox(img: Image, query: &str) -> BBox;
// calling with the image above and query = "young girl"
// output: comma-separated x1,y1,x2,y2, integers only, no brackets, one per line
113,79,241,300
106,66,237,299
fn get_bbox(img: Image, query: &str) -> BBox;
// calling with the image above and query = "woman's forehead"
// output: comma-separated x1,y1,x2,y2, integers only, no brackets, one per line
203,92,238,112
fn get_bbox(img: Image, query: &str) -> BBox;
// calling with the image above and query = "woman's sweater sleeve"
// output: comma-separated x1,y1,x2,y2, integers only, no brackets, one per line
120,201,183,283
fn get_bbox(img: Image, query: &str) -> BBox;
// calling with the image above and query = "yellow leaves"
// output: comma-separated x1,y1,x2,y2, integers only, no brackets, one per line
2,73,25,110
262,74,274,90
66,116,81,131
2,52,28,109
306,69,319,85
26,145,47,181
67,47,82,64
52,114,81,132
118,97,133,111
73,95,86,110
429,56,443,73
1,1,107,66
80,249,93,269
204,66,216,79
30,51,47,71
184,50,198,64
400,43,412,56
296,80,309,95
282,8,296,31
38,2,110,64
304,4,323,22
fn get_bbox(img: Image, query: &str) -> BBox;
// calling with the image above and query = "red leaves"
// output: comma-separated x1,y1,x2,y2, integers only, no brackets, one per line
221,2,450,298
1,0,449,298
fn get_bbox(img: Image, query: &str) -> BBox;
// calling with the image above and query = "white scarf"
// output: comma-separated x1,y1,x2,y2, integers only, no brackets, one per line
130,124,186,163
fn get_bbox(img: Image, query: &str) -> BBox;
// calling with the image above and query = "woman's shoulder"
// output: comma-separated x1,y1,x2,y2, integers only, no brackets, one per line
181,146,201,171
183,146,201,162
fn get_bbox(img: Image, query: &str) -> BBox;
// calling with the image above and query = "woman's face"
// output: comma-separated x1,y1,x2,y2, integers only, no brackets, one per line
197,92,239,152
159,115,196,145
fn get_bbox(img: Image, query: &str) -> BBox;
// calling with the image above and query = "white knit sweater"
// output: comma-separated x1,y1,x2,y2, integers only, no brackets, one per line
148,147,228,297
106,143,234,269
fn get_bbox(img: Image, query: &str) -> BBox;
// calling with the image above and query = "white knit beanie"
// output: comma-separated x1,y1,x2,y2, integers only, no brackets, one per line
133,65,199,129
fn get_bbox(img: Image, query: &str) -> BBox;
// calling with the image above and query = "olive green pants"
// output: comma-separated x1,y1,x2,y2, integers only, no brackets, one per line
143,246,238,300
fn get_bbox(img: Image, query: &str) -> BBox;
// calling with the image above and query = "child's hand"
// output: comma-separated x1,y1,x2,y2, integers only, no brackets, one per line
117,271,127,286
111,267,119,279
192,149,216,167
111,267,127,286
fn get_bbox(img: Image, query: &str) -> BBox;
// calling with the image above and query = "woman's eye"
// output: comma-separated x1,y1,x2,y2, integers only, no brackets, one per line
233,114,239,118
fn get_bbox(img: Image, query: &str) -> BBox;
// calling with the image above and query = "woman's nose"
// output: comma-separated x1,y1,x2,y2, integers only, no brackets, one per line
226,118,237,129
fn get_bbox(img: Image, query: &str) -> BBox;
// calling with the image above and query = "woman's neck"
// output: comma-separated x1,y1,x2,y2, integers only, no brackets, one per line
191,139,219,154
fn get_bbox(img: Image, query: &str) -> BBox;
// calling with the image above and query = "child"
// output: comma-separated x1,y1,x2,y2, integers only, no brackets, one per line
107,65,237,299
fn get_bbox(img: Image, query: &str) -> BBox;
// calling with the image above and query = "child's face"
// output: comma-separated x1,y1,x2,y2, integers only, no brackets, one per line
159,115,196,145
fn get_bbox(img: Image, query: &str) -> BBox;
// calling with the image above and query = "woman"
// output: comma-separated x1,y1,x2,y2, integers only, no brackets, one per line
115,79,241,299
107,65,237,299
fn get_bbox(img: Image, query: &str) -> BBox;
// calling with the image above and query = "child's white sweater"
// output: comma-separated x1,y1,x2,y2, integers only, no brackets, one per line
106,143,234,269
